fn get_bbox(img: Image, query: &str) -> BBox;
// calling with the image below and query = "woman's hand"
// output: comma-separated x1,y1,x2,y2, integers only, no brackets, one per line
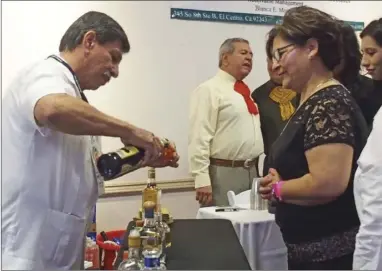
259,168,282,200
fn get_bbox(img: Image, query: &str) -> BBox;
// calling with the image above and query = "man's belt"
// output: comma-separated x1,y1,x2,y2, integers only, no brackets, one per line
210,157,259,168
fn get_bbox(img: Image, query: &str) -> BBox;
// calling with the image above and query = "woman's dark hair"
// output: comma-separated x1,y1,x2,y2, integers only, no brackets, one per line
275,6,342,71
265,27,278,60
337,22,362,88
360,18,382,46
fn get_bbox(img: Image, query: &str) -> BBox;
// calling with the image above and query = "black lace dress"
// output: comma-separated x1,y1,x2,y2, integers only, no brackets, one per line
268,85,369,270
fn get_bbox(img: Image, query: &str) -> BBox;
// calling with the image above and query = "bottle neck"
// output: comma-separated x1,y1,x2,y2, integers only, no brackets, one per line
144,217,156,227
147,177,156,186
154,212,162,222
128,247,140,259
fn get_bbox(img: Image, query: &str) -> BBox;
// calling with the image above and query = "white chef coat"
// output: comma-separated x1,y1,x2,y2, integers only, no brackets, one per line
354,108,382,270
188,69,264,188
1,56,99,270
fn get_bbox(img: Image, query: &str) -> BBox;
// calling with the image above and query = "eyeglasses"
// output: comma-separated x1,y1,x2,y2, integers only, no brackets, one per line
272,44,295,62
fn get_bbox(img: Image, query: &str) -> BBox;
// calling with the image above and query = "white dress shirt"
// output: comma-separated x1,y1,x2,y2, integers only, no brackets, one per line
1,56,98,269
354,108,382,270
188,69,264,188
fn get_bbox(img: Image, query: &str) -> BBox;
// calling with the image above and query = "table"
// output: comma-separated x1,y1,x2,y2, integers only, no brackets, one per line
197,207,288,270
115,219,251,270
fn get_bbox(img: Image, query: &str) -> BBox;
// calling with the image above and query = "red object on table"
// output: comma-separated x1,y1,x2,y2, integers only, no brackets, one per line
85,243,100,269
96,230,126,270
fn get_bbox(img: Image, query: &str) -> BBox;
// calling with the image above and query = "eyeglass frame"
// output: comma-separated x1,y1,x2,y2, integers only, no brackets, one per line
272,44,296,62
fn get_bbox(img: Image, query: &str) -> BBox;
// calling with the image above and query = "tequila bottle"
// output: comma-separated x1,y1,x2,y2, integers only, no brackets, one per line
117,229,143,270
142,168,160,213
141,201,159,247
141,236,166,270
154,191,171,258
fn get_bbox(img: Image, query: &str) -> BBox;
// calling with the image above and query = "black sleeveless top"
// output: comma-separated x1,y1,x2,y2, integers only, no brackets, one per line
268,85,369,262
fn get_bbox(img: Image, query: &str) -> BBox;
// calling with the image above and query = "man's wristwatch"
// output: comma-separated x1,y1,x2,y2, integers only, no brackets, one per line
272,181,284,202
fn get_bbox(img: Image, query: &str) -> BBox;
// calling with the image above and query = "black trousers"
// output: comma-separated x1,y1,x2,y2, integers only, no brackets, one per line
288,253,353,270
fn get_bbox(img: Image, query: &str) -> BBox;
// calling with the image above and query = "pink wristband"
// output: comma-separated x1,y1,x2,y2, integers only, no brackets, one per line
273,181,284,201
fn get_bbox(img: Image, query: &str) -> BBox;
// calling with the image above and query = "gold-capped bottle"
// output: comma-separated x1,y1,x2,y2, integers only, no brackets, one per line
117,229,143,270
142,168,160,212
141,201,160,247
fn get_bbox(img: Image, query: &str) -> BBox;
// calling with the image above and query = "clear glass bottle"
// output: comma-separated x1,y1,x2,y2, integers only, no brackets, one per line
141,201,159,247
118,229,143,270
154,191,171,259
142,168,160,213
141,236,166,270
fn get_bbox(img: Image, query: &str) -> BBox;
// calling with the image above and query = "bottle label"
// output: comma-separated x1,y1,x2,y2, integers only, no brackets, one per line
144,257,160,268
110,164,139,179
115,146,140,159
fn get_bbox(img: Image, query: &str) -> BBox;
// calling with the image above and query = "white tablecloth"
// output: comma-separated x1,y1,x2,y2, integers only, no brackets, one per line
196,207,287,270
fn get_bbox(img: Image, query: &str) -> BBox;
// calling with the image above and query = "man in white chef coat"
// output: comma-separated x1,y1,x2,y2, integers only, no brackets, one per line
2,11,178,270
353,107,382,270
188,38,264,206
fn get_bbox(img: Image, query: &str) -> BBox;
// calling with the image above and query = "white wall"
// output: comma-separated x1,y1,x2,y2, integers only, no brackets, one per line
2,1,382,232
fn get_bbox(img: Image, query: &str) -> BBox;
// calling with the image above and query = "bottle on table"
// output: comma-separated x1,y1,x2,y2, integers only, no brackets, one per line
142,168,160,213
141,201,159,247
96,138,177,181
118,229,143,270
141,236,166,270
154,190,171,262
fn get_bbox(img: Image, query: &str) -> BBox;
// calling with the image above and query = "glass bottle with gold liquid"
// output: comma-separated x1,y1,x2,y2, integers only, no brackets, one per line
142,168,160,214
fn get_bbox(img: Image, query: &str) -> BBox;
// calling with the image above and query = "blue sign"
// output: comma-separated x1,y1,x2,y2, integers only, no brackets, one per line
170,8,364,31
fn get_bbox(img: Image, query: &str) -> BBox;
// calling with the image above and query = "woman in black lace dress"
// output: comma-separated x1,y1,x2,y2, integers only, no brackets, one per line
258,6,369,270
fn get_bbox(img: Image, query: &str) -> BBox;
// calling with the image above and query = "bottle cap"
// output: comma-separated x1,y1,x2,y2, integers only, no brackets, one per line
143,201,156,210
128,229,141,248
135,220,144,227
143,201,156,219
161,138,170,148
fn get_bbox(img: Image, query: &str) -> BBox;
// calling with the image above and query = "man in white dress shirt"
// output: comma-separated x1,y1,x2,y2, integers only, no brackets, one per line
188,38,264,206
2,11,177,270
353,108,382,270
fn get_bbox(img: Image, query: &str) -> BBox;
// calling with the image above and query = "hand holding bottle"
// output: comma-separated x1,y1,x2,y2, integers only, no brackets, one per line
147,139,179,168
120,127,163,167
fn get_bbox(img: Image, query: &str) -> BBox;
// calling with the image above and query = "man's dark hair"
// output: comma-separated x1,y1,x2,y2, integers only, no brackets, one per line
360,18,382,46
59,11,130,53
265,27,278,60
275,6,342,71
